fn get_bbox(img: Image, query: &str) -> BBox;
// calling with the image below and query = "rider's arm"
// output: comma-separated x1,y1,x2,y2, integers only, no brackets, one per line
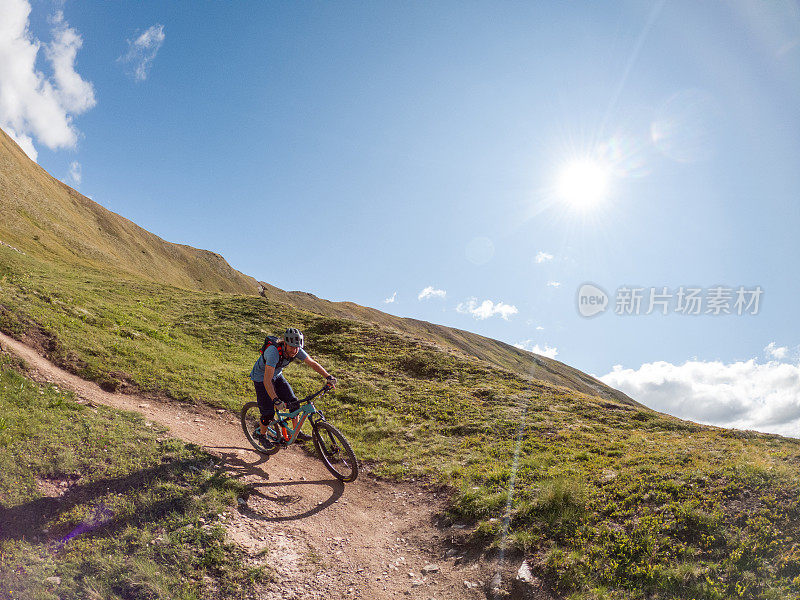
304,356,335,384
263,365,278,400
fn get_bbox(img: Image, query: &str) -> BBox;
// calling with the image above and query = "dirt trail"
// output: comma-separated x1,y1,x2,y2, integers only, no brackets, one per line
0,331,500,599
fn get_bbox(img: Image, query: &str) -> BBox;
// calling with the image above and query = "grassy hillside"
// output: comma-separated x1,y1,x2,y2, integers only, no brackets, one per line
0,125,634,405
2,126,800,598
2,246,800,599
0,354,269,600
256,282,635,405
0,128,257,295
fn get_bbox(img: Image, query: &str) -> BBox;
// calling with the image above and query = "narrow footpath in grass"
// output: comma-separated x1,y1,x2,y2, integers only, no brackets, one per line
1,331,542,600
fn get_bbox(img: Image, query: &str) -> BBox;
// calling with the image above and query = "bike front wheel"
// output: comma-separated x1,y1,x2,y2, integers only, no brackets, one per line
241,401,280,455
312,421,359,482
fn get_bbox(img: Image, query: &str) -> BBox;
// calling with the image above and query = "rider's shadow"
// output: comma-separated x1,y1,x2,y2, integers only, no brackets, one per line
244,478,345,522
206,446,271,480
204,446,345,522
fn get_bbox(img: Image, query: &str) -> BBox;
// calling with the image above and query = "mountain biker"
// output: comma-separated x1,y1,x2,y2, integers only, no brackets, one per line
250,327,336,449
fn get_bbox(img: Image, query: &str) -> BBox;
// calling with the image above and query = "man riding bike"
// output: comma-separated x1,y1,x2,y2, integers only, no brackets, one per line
250,327,336,450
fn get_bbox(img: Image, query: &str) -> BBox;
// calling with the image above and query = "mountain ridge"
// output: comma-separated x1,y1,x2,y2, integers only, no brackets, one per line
5,130,800,600
0,125,636,406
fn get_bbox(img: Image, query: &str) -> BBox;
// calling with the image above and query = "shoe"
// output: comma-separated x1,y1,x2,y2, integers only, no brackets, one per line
295,431,312,442
253,429,275,450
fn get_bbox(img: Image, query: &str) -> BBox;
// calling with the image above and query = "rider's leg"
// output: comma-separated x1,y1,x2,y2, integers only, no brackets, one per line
272,374,301,430
254,381,274,435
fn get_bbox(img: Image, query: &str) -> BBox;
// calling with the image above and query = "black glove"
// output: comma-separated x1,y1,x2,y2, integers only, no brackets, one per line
326,375,337,386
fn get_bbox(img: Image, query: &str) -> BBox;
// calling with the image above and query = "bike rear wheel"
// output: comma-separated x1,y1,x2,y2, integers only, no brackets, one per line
241,401,280,455
312,421,359,482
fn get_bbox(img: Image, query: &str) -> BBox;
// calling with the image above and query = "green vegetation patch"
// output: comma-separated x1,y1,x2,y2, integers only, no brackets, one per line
0,355,270,600
3,249,800,598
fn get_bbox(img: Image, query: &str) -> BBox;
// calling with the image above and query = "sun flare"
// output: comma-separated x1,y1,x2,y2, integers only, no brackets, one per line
556,159,611,210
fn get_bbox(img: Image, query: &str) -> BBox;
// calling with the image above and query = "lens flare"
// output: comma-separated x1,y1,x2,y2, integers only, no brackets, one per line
651,89,719,163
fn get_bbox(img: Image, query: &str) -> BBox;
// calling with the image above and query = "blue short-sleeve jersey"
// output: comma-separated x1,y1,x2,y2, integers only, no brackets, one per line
250,344,308,382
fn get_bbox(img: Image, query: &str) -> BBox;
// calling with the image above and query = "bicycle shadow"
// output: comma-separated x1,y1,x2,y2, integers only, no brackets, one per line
205,446,345,522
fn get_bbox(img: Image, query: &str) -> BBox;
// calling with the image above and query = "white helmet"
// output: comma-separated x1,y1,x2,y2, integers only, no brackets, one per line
284,327,304,348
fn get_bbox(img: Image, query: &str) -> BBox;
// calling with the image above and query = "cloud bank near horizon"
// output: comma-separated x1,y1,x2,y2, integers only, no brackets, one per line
600,345,800,438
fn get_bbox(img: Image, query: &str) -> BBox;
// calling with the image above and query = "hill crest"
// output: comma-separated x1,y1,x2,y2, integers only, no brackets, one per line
0,125,636,406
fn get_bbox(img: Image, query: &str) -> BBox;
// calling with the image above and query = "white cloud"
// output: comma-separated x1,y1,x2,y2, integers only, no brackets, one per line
600,358,800,438
67,160,81,185
47,12,96,114
547,281,561,288
119,24,165,82
384,291,397,304
535,251,554,264
536,326,545,330
514,340,558,358
418,286,446,300
765,342,788,360
0,0,96,160
456,297,518,320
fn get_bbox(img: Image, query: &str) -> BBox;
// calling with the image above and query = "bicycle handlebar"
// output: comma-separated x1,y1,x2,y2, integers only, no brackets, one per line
302,383,334,404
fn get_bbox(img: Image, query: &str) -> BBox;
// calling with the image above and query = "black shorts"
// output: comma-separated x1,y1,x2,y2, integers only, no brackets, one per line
254,374,300,424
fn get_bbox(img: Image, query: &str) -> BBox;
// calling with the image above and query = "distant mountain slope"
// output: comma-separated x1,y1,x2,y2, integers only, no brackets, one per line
257,282,636,405
0,128,256,293
0,126,637,406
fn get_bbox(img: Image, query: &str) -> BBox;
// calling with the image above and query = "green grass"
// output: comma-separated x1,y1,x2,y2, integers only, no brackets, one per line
0,353,271,600
2,247,800,598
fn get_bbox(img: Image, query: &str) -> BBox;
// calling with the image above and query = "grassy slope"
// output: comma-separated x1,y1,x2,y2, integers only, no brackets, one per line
0,354,270,600
256,283,636,406
0,125,634,406
2,126,800,598
2,247,800,599
0,127,257,295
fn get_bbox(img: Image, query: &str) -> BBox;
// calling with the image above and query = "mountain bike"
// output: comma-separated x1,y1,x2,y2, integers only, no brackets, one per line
240,383,359,483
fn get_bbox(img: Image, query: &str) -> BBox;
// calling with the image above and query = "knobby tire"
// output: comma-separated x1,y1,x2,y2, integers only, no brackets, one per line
241,401,280,456
312,420,359,482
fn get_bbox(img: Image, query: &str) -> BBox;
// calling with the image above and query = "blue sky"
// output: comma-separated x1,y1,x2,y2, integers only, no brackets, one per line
2,0,800,436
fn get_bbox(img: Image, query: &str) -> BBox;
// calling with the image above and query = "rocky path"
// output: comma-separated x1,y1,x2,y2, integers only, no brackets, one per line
0,331,507,599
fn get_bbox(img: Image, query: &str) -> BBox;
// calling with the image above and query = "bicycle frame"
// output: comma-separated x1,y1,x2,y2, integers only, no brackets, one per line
271,385,330,445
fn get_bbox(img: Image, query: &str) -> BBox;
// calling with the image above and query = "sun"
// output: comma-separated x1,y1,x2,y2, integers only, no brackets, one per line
556,158,611,210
